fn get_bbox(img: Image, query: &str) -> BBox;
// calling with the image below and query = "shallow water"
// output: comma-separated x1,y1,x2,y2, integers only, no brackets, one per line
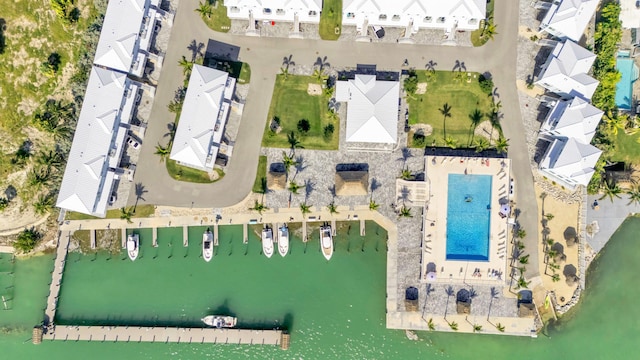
1,218,640,359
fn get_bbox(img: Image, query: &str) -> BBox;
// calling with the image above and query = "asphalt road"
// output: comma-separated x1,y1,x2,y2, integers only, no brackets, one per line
130,0,540,276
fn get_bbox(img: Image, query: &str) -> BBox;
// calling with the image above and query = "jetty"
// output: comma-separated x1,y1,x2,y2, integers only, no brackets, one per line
42,325,287,348
213,223,219,246
152,228,158,247
44,232,71,325
121,229,127,248
302,220,307,242
243,223,248,244
182,226,188,247
90,230,96,249
360,219,366,236
331,219,336,236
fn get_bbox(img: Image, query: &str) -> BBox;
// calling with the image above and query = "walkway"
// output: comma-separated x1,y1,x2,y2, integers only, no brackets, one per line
585,195,640,253
44,232,71,325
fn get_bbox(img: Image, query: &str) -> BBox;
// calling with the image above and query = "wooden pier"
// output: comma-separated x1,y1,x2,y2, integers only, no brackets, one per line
243,223,248,244
213,223,219,246
42,325,286,347
152,228,158,247
90,230,96,249
272,223,278,242
182,226,188,247
331,219,336,236
302,220,307,242
121,229,127,248
360,219,366,236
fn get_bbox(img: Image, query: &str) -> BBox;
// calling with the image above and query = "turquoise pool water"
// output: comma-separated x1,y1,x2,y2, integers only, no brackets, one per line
615,56,639,110
446,174,492,260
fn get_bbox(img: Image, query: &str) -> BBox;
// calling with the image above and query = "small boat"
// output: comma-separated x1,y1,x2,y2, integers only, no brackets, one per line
127,233,139,261
320,225,333,260
203,229,213,262
278,224,289,257
262,227,274,258
201,315,237,328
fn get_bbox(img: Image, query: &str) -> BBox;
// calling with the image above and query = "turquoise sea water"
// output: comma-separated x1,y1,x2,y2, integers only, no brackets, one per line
3,218,640,359
446,174,492,260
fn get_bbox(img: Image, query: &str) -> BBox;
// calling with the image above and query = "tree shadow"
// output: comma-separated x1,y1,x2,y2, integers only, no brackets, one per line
134,183,148,210
187,40,205,62
0,18,6,55
425,60,437,71
314,56,330,71
397,147,413,166
282,54,295,70
370,177,381,194
304,179,315,201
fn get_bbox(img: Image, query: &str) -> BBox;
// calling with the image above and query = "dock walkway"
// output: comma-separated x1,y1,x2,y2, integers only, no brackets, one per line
43,325,284,346
44,232,71,324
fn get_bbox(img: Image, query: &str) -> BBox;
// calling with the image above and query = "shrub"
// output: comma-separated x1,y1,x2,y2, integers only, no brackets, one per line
412,132,426,147
297,119,311,134
478,74,494,95
50,0,79,24
13,228,41,254
404,70,418,95
0,197,8,211
323,123,334,141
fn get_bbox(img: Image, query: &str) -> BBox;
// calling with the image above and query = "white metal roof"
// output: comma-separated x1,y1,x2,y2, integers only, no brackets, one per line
536,41,599,99
541,97,603,143
620,0,640,29
94,0,149,73
225,0,322,22
170,65,229,170
540,0,599,41
56,67,129,216
539,137,602,186
336,74,400,144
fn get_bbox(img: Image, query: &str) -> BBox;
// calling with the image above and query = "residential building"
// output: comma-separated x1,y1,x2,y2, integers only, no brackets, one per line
93,0,165,77
224,0,322,24
342,0,486,33
169,65,236,171
539,0,599,42
535,40,599,100
335,73,400,146
539,97,603,143
620,0,640,29
539,137,602,189
56,67,141,217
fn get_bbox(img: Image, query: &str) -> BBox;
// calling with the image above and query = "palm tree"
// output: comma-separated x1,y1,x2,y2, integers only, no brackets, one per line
287,131,303,152
449,322,459,331
399,206,413,218
154,143,170,162
288,181,300,195
439,103,452,139
443,285,454,320
483,22,498,41
178,56,193,77
474,137,490,153
516,229,526,239
599,179,622,202
467,109,483,146
495,323,505,332
627,184,640,206
312,68,327,83
369,199,379,211
33,194,54,215
37,149,63,168
327,202,338,215
249,200,269,215
495,136,509,154
551,274,561,282
515,276,530,289
473,324,482,332
120,207,134,224
27,168,50,190
427,318,436,331
281,151,297,179
279,67,290,81
400,167,413,180
299,202,311,217
444,136,458,149
195,1,213,18
519,254,530,264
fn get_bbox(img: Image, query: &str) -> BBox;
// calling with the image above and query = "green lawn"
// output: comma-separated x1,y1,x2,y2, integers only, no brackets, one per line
470,0,494,47
610,132,640,164
205,58,251,84
166,159,224,183
200,4,231,33
262,75,338,150
252,155,267,193
319,0,342,40
66,205,156,221
406,70,495,148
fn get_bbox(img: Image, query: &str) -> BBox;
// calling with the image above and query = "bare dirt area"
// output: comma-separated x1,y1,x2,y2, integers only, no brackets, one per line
307,83,322,96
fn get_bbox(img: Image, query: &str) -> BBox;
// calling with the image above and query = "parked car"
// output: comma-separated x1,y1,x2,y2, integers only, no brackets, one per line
127,137,140,149
371,25,385,39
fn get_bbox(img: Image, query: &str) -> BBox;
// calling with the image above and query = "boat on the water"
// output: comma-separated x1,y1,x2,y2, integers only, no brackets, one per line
278,224,289,257
201,315,237,328
262,226,274,258
127,233,139,261
203,229,213,262
320,225,333,260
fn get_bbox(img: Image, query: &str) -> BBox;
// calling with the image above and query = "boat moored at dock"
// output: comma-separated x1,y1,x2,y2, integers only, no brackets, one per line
320,225,333,260
262,226,274,258
203,229,213,262
278,224,289,257
127,233,139,261
201,315,237,328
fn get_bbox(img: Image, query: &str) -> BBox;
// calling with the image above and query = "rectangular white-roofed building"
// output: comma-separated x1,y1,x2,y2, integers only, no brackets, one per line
335,73,400,144
170,65,235,171
57,67,140,217
540,97,604,143
342,0,486,33
539,137,602,189
620,0,640,29
94,0,162,76
539,0,599,42
225,0,322,23
536,40,599,100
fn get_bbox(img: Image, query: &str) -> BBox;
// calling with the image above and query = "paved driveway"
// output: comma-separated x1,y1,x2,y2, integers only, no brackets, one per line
130,0,540,275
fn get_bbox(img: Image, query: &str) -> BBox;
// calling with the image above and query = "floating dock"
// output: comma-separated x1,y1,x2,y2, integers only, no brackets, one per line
213,223,219,246
360,219,366,236
152,228,158,247
182,226,188,247
90,230,96,249
42,326,286,347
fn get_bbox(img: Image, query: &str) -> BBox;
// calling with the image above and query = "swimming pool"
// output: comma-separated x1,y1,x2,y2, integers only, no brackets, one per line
615,56,639,110
446,174,492,261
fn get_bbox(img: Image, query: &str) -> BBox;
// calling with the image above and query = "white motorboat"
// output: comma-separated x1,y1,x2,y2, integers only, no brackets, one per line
201,315,237,328
320,225,333,260
278,224,289,257
127,233,139,261
203,229,213,262
262,227,274,258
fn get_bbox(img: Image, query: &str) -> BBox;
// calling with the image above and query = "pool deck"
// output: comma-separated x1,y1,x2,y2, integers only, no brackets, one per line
422,156,512,285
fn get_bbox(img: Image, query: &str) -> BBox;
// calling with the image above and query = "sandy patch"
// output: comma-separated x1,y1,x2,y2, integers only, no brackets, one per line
410,123,433,137
518,25,538,39
474,120,499,142
516,79,545,98
17,97,39,116
416,83,427,95
534,184,580,307
307,83,322,96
